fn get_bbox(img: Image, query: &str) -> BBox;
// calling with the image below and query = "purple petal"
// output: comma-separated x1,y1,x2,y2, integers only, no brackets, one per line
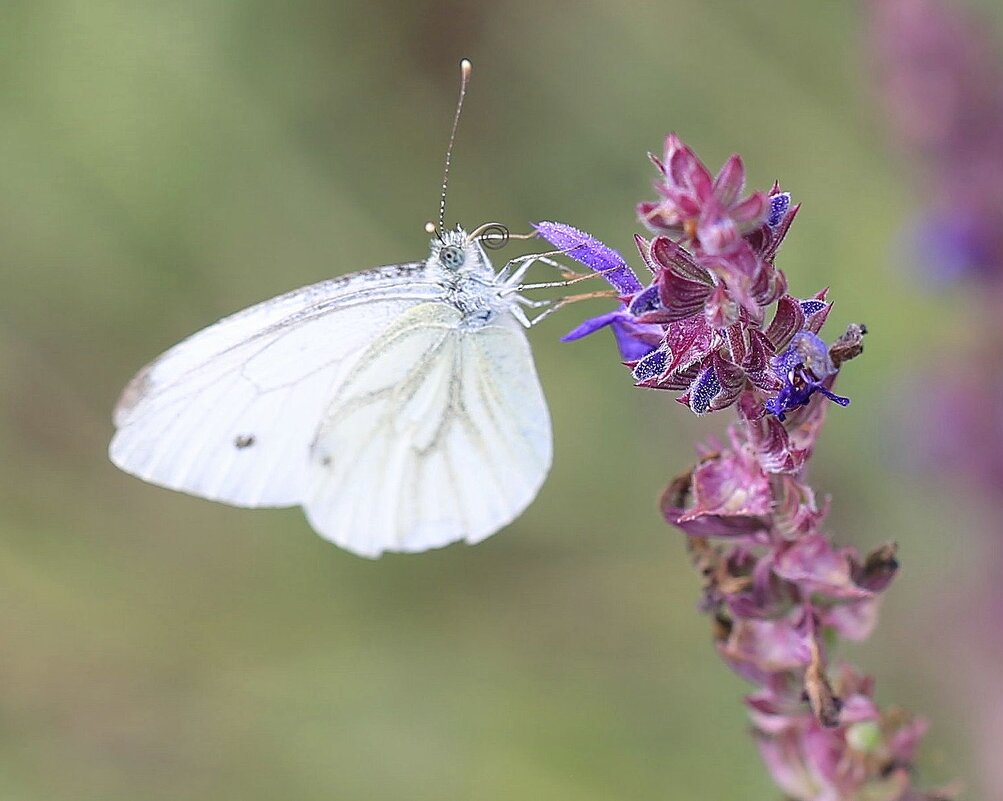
560,310,626,342
611,317,661,361
626,283,662,316
561,308,660,362
765,332,850,420
688,364,721,415
668,138,714,202
799,294,832,334
534,221,642,294
632,345,668,383
819,386,851,407
767,192,792,228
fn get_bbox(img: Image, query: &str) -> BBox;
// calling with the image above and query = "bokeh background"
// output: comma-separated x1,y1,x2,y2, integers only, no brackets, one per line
1,1,999,798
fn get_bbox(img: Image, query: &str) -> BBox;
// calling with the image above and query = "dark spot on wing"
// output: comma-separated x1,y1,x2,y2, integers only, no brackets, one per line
321,454,332,467
234,434,256,449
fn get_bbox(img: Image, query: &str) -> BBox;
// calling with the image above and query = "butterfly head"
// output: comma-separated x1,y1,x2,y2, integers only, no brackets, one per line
428,226,491,277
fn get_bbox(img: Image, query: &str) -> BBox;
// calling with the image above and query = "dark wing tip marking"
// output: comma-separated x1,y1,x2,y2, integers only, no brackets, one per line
113,363,155,428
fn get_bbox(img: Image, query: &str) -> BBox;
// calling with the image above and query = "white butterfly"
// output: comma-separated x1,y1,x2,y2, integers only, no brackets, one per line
109,226,553,557
109,60,561,558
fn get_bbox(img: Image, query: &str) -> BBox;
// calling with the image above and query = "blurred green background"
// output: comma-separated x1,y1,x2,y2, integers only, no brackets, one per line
0,1,996,799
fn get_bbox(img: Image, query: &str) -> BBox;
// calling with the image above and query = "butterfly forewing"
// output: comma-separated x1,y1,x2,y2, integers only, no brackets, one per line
109,264,443,507
305,302,552,557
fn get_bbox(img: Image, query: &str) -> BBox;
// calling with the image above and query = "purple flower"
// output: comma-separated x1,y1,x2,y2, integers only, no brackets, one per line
544,147,854,424
535,221,662,361
764,332,850,421
911,207,997,283
561,309,662,361
533,221,642,294
767,192,792,229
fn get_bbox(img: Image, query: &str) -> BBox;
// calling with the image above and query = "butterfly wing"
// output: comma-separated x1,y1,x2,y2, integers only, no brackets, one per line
305,302,553,557
109,264,444,507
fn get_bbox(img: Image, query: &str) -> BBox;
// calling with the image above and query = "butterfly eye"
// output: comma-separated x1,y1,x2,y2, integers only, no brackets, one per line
440,246,465,269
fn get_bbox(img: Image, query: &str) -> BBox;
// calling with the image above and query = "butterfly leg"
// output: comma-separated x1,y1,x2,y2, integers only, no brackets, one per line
507,295,553,328
496,251,580,287
507,264,627,294
525,290,618,327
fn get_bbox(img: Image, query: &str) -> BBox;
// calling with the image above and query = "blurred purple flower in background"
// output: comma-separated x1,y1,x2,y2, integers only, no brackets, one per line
868,0,1003,491
868,1,1003,797
539,136,952,800
869,0,1003,282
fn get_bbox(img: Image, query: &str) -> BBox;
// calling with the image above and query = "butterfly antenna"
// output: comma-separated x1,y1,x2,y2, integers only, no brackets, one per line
436,58,472,236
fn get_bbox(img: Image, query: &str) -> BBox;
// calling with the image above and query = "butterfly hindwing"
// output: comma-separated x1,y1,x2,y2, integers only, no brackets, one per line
305,302,553,557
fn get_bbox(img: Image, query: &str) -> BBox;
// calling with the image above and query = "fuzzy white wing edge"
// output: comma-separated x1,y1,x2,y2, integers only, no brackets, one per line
305,303,553,557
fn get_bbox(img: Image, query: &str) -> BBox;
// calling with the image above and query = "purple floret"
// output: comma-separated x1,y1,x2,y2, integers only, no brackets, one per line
764,332,850,421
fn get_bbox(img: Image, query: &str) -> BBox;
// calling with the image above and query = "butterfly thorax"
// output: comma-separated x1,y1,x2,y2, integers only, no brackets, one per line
425,228,510,328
